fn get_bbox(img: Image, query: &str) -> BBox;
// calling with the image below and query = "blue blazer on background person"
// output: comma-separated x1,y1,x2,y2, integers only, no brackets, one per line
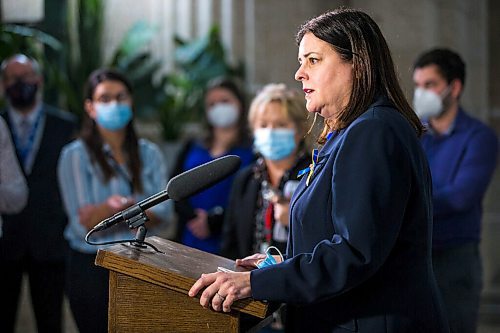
251,96,448,332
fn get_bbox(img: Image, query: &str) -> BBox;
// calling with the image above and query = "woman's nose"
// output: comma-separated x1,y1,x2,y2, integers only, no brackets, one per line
295,65,307,81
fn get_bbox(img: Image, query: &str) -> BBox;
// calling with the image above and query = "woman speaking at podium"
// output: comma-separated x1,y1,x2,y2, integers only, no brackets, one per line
189,8,449,332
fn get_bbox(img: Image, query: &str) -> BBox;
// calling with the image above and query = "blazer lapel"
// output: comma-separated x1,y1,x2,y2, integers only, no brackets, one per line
289,130,343,212
290,154,329,212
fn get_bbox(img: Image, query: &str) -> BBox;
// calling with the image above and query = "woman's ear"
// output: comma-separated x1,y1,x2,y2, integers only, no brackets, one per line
84,99,96,119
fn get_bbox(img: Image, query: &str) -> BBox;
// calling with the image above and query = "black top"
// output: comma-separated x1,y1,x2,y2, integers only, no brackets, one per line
221,153,310,260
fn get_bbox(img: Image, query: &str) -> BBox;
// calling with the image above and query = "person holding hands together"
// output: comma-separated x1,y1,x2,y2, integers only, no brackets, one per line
58,68,171,333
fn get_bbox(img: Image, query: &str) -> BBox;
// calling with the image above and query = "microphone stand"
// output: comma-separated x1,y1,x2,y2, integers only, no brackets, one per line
121,205,149,248
132,225,147,248
86,205,164,253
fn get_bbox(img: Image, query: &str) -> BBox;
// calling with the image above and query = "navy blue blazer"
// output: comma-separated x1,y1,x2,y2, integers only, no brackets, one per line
251,97,449,332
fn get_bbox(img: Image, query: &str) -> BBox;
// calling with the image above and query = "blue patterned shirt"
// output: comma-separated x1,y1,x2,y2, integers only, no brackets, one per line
57,138,172,253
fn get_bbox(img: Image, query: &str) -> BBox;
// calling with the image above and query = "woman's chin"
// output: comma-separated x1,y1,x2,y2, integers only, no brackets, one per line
306,103,320,114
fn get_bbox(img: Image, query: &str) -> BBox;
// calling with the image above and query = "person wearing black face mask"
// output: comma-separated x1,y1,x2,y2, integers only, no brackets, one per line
0,54,78,333
5,78,39,109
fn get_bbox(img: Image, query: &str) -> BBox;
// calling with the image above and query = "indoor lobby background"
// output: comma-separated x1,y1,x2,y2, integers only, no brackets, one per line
2,0,499,332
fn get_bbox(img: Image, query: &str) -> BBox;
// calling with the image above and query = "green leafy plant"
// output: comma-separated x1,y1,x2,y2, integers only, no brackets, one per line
1,3,244,142
62,0,104,116
3,0,107,117
0,24,61,59
158,25,244,140
1,3,161,121
109,21,166,119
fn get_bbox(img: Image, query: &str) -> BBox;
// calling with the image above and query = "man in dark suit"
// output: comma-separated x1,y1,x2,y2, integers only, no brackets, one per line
0,54,77,333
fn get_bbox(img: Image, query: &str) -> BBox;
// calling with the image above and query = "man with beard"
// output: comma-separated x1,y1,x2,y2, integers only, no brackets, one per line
0,54,77,333
412,48,498,333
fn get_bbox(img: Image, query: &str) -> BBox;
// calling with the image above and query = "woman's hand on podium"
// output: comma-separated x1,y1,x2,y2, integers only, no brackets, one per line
188,270,251,313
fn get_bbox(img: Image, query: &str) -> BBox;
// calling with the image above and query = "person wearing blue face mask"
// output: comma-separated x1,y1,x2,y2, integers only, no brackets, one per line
221,83,313,332
253,127,297,162
94,101,133,131
222,83,313,258
57,68,172,333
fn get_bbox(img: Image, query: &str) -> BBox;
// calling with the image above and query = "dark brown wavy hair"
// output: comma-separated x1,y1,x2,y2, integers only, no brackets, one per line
296,8,423,144
81,68,143,192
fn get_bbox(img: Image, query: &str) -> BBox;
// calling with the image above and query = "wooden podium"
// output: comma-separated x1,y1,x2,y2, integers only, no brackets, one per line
95,236,273,332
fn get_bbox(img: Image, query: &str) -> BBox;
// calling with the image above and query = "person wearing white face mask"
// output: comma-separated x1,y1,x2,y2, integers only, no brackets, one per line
413,85,452,120
206,102,240,128
413,48,498,333
170,77,255,255
57,68,172,333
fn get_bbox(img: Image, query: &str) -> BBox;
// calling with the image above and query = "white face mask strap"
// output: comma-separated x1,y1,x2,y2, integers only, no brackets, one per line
265,245,284,262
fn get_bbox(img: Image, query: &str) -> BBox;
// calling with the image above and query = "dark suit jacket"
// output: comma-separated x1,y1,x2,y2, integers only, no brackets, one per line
0,104,77,262
221,155,310,259
250,97,449,332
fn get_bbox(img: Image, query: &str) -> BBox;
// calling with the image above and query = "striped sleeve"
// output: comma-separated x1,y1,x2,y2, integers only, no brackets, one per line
57,141,92,238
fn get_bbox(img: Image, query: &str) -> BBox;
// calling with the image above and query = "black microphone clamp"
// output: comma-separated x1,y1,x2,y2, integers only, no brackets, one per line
93,204,149,232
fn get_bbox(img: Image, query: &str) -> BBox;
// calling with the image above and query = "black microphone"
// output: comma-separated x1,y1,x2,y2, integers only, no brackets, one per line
92,154,242,232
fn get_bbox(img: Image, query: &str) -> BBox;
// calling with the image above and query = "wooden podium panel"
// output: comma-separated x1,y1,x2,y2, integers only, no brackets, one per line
95,236,271,332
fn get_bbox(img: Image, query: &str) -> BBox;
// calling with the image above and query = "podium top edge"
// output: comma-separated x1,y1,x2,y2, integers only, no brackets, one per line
95,236,270,318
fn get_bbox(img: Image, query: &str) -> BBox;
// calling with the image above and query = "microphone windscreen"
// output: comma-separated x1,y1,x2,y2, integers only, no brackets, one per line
166,155,241,201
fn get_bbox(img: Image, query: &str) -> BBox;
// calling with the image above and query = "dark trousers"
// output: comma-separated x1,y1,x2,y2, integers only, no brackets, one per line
0,255,65,333
433,243,482,333
66,248,109,333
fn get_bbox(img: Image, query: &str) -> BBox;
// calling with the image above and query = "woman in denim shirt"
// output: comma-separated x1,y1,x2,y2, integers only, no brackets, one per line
57,68,171,333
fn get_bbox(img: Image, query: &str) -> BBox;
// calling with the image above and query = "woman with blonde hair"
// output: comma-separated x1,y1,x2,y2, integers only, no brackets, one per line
221,83,312,331
222,83,312,260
